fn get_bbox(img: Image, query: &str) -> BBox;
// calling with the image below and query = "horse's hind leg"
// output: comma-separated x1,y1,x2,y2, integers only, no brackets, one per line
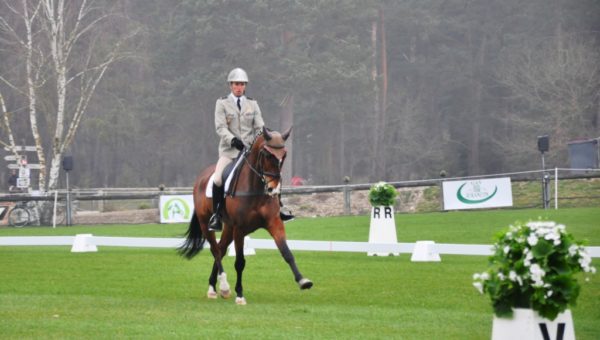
207,262,219,299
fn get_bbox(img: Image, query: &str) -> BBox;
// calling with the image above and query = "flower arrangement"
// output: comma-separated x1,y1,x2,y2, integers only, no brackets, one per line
368,181,398,207
473,221,595,320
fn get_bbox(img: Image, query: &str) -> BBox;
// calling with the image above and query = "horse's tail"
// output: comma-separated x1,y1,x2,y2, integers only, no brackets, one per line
178,211,205,259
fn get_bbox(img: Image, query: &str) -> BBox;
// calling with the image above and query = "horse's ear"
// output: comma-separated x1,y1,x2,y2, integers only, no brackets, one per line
281,126,292,141
262,126,272,141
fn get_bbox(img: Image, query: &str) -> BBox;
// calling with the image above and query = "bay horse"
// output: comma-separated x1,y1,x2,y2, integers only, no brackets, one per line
178,126,313,305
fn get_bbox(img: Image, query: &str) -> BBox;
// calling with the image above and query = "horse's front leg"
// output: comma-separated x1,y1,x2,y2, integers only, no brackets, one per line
233,229,247,305
268,220,313,290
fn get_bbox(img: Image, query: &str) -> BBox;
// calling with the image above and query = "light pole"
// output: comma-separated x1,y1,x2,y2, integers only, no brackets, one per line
537,135,550,209
62,156,73,225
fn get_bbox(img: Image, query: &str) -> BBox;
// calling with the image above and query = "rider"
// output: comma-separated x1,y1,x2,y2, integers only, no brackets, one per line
208,68,294,231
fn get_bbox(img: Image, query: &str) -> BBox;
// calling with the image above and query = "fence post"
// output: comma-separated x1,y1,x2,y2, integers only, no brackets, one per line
554,167,558,209
98,190,104,212
343,176,351,215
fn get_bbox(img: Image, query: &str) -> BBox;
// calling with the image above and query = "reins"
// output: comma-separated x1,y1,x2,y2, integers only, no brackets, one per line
229,141,284,197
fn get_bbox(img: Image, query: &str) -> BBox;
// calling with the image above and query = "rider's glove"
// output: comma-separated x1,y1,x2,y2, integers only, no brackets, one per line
231,137,245,151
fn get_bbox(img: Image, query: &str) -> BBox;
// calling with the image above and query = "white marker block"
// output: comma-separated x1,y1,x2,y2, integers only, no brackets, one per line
71,234,97,253
410,240,441,262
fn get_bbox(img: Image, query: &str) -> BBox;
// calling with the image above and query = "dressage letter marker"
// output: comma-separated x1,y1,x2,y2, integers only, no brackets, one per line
368,206,399,256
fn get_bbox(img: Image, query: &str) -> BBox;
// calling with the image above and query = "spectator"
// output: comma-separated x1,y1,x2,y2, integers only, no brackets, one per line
8,169,18,192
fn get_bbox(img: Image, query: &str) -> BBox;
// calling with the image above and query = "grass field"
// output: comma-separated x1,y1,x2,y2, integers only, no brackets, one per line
1,208,599,339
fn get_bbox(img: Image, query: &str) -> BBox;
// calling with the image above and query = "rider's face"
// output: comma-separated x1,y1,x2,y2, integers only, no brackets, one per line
230,82,246,97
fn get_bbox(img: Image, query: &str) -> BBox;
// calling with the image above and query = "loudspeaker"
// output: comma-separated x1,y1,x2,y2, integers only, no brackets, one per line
537,135,549,153
62,156,73,171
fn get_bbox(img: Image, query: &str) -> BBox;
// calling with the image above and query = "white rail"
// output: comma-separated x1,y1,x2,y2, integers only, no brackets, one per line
1,236,599,257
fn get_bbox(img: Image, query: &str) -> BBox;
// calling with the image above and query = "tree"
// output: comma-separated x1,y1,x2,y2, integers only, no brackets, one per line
494,33,600,167
0,0,138,191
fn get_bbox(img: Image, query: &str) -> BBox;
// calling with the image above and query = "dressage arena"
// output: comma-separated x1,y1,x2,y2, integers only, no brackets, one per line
1,208,599,339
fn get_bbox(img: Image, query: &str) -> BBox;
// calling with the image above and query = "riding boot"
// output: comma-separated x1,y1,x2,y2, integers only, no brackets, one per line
279,194,295,222
208,184,224,231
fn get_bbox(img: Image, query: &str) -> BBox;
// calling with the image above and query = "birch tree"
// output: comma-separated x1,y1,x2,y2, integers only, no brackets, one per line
0,0,137,191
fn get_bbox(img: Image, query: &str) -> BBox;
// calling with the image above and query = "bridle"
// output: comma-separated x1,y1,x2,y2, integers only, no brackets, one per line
243,143,286,196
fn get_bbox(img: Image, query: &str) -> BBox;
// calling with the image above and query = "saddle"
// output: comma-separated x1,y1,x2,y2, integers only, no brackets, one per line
205,151,245,198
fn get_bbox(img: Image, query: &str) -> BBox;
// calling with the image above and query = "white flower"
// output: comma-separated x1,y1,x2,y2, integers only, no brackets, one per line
473,273,480,280
530,264,546,287
503,246,510,254
497,272,506,281
509,270,523,285
480,272,490,281
568,245,579,256
527,234,538,246
544,230,561,246
524,252,534,267
546,290,553,297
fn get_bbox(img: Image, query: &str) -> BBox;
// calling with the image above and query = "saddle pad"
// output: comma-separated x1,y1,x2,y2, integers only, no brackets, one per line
205,154,246,198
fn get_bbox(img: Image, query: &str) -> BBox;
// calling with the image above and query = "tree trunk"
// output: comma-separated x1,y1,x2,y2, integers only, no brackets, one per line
370,19,380,180
280,94,294,185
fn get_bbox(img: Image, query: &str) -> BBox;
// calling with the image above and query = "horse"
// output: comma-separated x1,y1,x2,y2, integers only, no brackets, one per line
178,126,313,305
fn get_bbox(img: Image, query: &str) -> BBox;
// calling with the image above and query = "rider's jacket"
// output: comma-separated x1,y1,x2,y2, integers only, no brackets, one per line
215,93,265,158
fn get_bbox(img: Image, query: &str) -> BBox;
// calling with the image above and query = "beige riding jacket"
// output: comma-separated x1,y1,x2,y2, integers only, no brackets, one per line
215,94,265,158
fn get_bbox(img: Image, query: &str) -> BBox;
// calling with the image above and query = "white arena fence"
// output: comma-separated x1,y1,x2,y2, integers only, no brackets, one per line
1,236,599,258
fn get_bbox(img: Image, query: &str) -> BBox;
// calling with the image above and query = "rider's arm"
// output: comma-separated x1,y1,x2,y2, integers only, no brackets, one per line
215,98,236,145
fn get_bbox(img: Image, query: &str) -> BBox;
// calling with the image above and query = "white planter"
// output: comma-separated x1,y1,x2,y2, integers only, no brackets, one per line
491,308,575,340
367,206,398,256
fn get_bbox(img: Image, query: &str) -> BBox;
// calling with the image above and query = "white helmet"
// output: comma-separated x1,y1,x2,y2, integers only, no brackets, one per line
227,68,249,83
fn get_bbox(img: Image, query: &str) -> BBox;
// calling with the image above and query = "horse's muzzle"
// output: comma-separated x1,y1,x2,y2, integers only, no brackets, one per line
266,182,281,196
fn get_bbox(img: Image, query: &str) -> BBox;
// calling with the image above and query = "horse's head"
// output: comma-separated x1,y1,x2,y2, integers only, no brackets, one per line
249,126,291,196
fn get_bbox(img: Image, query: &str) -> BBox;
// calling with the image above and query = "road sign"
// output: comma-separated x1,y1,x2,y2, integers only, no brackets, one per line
3,145,37,152
19,167,30,178
7,164,42,170
17,177,30,188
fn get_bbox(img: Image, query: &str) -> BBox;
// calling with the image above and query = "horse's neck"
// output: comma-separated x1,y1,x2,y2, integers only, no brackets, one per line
237,150,263,192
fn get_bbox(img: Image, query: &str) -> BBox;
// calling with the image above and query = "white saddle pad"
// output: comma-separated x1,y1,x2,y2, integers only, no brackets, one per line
205,154,245,198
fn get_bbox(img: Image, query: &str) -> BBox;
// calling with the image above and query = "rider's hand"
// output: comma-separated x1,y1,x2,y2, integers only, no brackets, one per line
231,137,244,151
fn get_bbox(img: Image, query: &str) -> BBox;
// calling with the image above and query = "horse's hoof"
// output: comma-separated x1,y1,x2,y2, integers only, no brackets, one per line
207,286,218,299
298,278,313,290
220,290,231,299
235,297,247,305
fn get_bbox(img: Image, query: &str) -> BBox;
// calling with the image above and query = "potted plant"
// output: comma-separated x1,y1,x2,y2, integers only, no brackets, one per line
367,182,399,256
368,181,398,207
473,221,596,339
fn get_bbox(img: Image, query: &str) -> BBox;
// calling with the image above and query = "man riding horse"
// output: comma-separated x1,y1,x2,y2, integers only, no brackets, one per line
209,68,293,231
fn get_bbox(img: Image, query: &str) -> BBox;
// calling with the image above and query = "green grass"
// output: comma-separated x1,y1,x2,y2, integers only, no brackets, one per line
1,208,599,339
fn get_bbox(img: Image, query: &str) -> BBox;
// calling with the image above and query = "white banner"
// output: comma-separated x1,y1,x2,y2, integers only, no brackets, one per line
159,195,194,223
443,177,513,210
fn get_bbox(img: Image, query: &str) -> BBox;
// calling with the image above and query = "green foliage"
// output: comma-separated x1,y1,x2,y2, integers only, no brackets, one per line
368,181,398,207
473,221,596,320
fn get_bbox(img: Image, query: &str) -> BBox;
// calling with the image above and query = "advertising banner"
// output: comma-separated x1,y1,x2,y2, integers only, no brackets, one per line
443,177,513,210
159,195,194,223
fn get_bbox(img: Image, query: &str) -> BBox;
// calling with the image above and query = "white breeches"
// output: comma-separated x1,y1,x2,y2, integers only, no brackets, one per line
214,156,233,187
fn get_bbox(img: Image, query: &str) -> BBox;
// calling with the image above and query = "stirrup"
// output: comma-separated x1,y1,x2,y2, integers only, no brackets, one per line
280,210,295,222
208,213,222,231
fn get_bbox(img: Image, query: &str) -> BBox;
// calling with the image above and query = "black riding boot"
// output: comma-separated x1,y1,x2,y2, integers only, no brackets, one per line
208,184,224,231
279,194,295,222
